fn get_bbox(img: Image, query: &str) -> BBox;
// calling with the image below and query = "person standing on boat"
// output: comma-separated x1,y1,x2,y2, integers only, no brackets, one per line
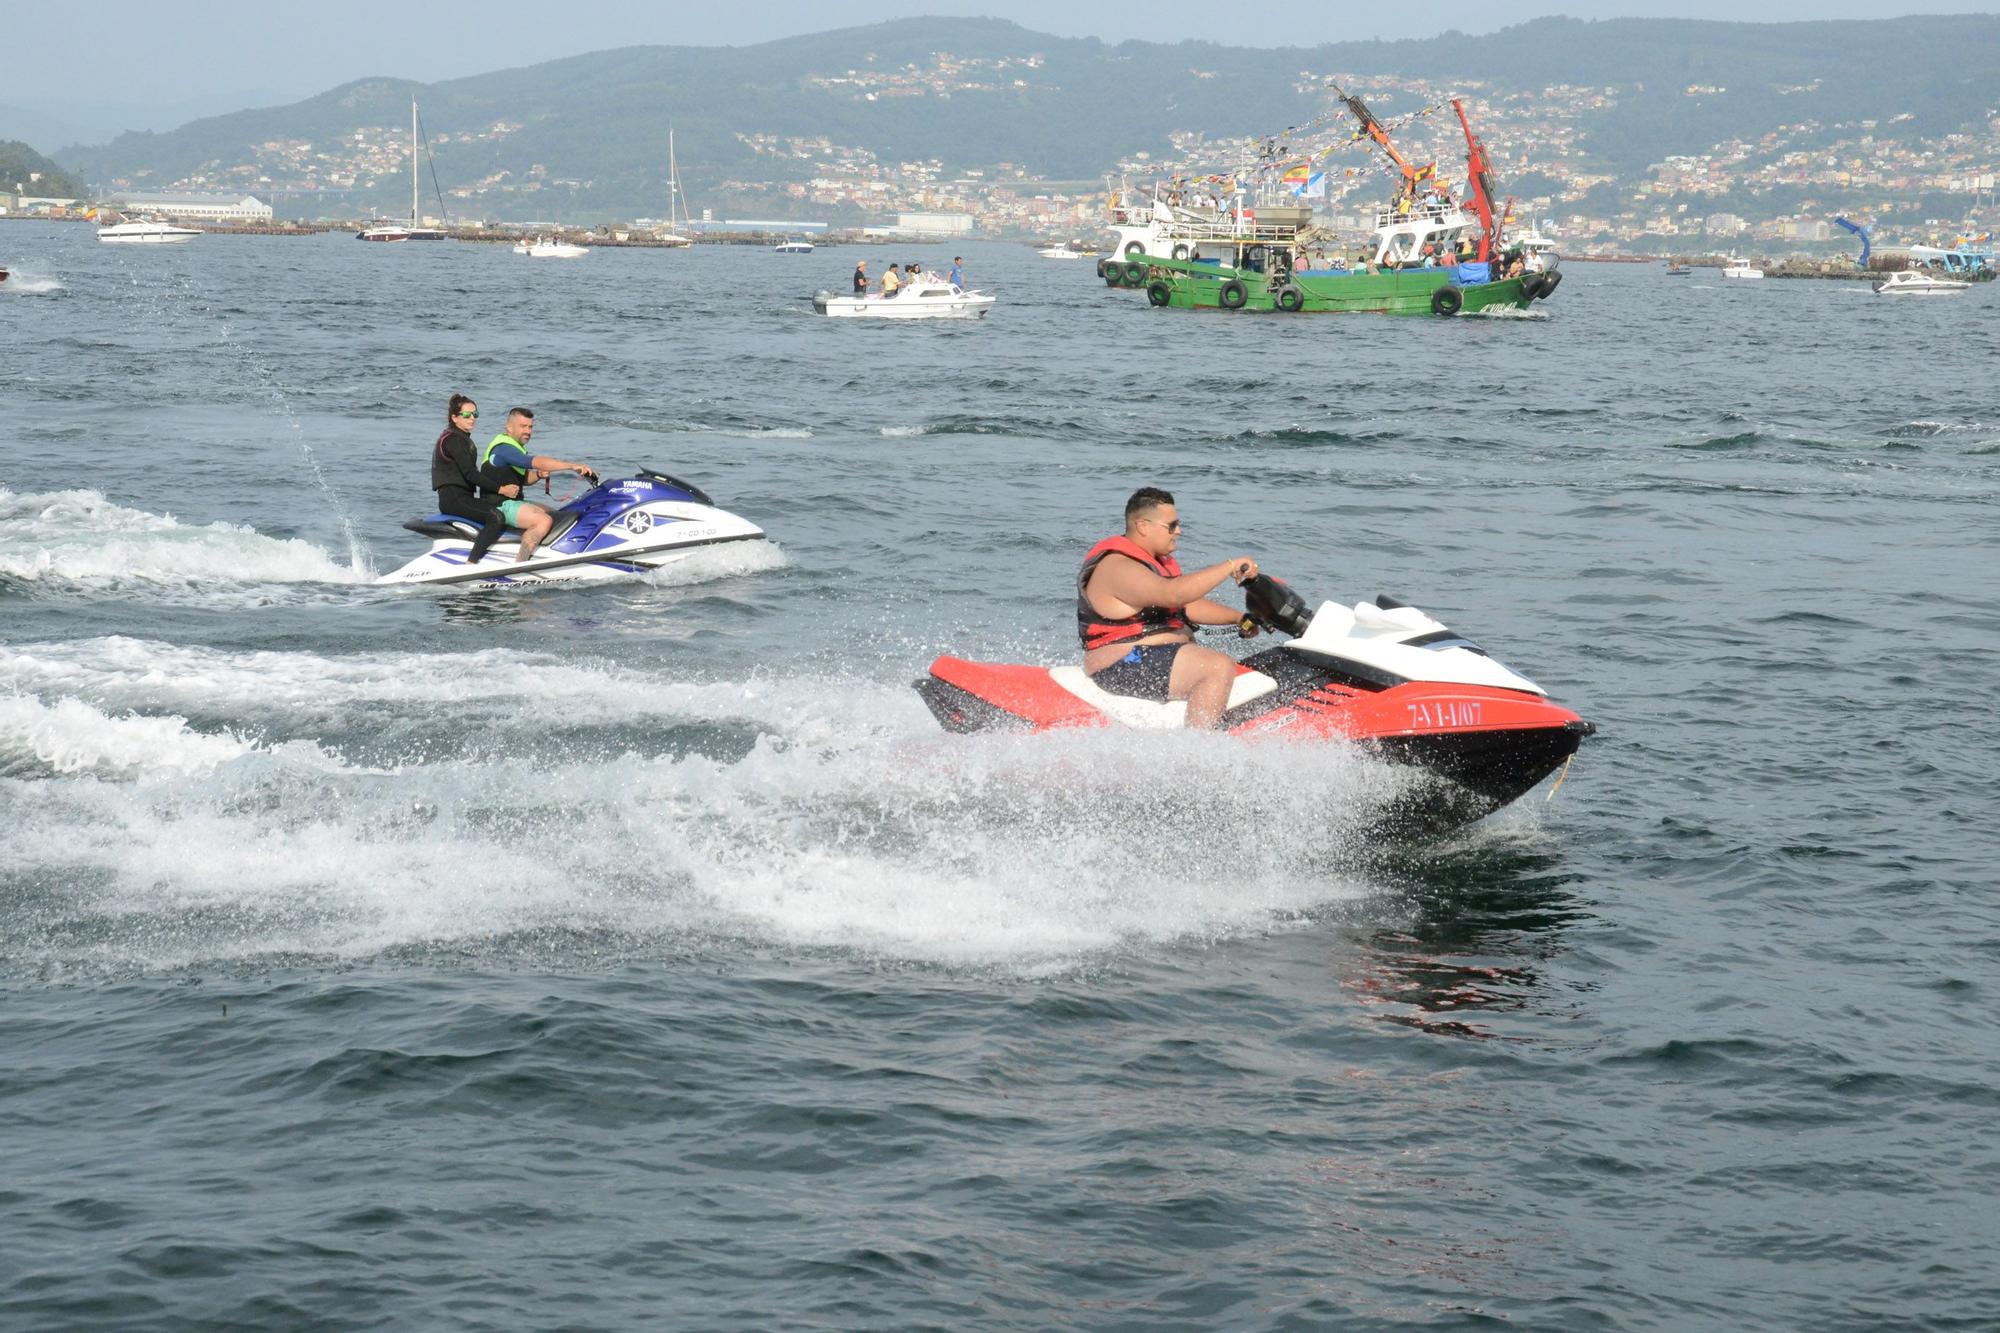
1078,487,1261,730
852,260,868,294
880,265,901,299
431,394,507,565
479,408,599,564
948,256,964,288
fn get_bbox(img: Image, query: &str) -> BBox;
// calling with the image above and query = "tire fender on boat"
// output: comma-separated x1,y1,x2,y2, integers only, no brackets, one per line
1533,269,1562,300
1095,257,1110,279
1122,260,1149,286
1171,243,1190,261
1124,240,1147,258
1430,284,1465,316
1104,265,1126,287
1275,284,1306,312
1518,272,1546,299
1219,279,1248,310
1146,280,1172,306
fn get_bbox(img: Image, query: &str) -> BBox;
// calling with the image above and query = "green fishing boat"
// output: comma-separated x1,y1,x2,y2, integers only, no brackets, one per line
1108,247,1554,315
1098,94,1563,318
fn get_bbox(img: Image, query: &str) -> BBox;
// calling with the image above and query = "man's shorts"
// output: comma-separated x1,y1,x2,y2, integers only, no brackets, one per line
1088,644,1185,702
497,499,531,527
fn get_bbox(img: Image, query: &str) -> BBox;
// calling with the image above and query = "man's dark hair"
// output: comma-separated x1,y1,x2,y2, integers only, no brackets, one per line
447,392,474,422
1125,487,1174,523
506,406,535,422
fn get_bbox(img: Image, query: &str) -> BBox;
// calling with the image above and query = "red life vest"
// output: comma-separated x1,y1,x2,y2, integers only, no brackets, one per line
1077,535,1192,650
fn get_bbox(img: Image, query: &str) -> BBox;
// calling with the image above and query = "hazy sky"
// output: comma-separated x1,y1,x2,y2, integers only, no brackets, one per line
12,1,1996,132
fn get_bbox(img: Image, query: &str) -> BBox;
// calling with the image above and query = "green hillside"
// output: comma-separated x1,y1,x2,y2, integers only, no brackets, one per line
58,15,2000,221
0,140,88,198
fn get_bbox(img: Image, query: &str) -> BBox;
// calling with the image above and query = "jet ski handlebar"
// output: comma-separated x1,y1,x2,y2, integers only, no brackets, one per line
1239,573,1316,639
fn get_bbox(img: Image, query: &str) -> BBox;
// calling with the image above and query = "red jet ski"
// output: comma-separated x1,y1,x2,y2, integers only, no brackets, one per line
916,576,1594,837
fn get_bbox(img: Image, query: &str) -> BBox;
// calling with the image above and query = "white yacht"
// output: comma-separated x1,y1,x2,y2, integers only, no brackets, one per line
97,220,202,245
811,275,994,319
1873,269,1970,296
774,238,814,254
515,236,589,259
1722,258,1765,280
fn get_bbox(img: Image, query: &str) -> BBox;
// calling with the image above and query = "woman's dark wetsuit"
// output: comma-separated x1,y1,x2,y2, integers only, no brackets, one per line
431,426,508,563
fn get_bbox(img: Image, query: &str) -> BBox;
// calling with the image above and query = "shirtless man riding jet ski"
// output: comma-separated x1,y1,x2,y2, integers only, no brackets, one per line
1079,487,1261,728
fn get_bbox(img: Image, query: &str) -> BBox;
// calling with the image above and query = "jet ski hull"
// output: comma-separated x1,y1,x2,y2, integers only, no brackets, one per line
915,586,1595,837
917,657,1591,837
378,472,767,587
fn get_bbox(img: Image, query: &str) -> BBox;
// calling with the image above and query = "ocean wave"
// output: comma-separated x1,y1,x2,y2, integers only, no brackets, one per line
0,693,325,781
0,488,368,589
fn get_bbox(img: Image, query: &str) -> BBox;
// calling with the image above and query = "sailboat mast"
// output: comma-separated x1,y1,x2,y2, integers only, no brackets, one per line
668,129,678,229
411,99,420,227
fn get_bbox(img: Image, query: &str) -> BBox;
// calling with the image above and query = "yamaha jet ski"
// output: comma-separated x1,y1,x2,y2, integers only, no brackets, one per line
915,575,1594,837
377,469,766,586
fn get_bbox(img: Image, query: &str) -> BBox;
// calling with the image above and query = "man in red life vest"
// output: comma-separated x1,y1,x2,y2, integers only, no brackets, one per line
1078,487,1260,728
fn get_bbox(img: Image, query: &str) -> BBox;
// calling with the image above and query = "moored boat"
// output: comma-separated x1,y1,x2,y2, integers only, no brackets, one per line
774,238,814,253
1721,258,1765,280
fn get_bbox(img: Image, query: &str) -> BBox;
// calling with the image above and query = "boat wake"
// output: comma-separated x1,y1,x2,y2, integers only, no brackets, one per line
0,487,370,595
0,639,1437,974
0,272,64,295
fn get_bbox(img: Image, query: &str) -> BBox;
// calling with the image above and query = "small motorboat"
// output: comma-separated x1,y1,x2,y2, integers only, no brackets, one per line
1037,239,1097,259
97,220,202,245
1664,263,1693,276
377,470,766,587
811,275,994,319
915,574,1593,839
774,238,814,254
514,236,589,259
1721,258,1764,280
1873,269,1971,296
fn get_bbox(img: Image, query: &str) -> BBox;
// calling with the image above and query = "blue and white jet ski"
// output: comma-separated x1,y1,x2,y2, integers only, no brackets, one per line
377,469,767,587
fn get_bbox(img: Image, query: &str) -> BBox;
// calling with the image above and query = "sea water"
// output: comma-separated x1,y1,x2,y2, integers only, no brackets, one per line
1,226,1996,1329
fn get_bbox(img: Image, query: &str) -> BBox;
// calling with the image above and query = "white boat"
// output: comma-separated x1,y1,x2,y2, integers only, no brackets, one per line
1513,228,1560,273
1037,241,1095,259
515,236,589,259
97,220,202,245
811,276,994,319
774,238,814,254
1722,258,1765,280
1873,269,1970,296
359,99,450,242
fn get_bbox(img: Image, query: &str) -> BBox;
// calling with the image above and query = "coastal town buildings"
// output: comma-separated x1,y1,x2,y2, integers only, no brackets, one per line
68,59,1999,250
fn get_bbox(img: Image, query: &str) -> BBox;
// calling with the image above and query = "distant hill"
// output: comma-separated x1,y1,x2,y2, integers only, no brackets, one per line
58,15,2000,221
0,140,88,199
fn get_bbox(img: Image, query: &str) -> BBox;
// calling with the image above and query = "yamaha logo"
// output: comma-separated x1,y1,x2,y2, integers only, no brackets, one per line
624,511,654,534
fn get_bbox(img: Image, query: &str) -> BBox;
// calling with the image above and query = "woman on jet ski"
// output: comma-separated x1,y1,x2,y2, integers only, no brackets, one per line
1079,487,1260,729
431,394,507,565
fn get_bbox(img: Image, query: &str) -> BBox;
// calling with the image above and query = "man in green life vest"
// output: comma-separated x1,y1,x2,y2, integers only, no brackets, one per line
478,407,599,562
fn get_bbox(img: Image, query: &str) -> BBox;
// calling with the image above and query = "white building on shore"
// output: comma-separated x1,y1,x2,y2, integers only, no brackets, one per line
109,192,273,222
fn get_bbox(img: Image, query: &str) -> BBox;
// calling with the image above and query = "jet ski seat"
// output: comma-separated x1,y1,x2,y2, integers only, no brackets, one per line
402,510,583,543
1048,664,1276,729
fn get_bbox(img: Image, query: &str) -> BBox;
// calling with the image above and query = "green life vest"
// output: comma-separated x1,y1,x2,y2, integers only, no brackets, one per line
481,432,529,481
